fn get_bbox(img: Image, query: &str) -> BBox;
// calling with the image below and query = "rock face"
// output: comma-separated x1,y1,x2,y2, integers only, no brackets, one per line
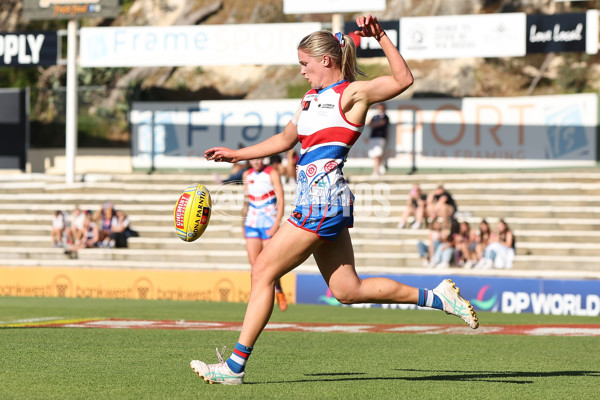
7,0,600,99
0,0,21,31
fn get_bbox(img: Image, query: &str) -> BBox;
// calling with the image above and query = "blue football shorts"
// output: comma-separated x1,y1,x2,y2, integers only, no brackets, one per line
287,204,353,242
244,225,272,240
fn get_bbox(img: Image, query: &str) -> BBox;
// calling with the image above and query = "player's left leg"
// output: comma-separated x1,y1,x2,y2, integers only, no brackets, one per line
314,228,419,304
314,228,478,328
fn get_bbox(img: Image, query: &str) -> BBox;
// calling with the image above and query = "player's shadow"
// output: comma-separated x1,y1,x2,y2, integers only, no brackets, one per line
393,369,600,384
250,369,600,385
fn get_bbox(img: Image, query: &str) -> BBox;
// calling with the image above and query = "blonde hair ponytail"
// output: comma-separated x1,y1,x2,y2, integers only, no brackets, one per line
298,31,365,82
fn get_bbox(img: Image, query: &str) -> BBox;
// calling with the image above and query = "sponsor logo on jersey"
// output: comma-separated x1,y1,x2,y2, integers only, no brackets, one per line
318,103,335,109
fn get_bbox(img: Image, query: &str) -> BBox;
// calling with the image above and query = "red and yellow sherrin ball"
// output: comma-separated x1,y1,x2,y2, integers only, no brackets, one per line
174,184,212,242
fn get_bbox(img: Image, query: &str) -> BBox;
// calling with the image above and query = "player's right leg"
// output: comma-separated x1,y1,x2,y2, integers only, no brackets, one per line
191,222,322,384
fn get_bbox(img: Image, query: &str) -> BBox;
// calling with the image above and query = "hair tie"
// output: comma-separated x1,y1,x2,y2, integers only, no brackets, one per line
335,32,345,47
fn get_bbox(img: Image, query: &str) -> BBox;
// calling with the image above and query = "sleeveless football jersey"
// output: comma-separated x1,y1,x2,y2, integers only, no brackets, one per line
294,80,364,206
245,166,278,228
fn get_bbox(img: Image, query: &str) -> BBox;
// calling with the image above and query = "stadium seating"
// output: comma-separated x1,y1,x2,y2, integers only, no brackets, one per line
1,170,599,276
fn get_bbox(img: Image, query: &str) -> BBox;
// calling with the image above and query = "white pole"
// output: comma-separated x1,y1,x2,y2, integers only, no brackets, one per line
65,19,78,184
332,13,343,34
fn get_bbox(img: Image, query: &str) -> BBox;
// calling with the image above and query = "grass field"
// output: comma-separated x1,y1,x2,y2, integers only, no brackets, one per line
1,297,599,399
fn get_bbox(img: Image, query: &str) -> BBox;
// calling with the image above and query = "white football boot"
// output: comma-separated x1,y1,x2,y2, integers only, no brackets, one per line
190,347,245,385
433,279,479,329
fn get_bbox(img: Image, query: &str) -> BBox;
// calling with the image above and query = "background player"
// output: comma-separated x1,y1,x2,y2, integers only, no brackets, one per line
242,158,287,311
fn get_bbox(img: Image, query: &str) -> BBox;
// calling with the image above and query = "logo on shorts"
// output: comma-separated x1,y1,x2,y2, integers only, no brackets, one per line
292,211,302,221
306,164,317,177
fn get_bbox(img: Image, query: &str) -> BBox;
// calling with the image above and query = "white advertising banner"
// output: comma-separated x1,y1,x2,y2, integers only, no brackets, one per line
79,23,321,67
587,10,599,54
400,13,527,59
392,93,598,169
283,0,385,14
130,100,300,169
130,94,598,171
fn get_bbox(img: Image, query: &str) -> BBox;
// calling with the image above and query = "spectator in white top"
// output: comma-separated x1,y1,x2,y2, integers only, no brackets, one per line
65,206,86,245
51,210,66,247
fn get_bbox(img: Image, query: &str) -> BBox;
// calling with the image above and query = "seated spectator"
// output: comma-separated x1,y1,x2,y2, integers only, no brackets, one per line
428,218,460,269
398,183,427,229
65,206,86,245
109,209,131,248
455,221,478,268
475,219,516,269
93,202,114,246
51,210,66,247
426,184,457,229
417,219,442,267
66,213,99,251
474,219,491,264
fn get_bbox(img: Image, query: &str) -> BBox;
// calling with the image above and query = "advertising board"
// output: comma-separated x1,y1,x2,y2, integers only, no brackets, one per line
527,12,595,54
23,0,120,20
0,31,57,66
296,273,600,316
0,266,296,303
80,23,321,67
129,93,598,171
399,13,526,59
0,89,28,170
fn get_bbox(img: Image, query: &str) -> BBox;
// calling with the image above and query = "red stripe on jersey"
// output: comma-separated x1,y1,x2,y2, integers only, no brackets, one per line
298,127,361,149
248,190,276,202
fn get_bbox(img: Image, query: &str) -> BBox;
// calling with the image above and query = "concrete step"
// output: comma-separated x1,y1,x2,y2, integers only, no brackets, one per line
1,247,600,272
2,180,600,198
4,224,600,245
3,171,600,186
2,224,600,243
4,233,599,258
3,213,600,233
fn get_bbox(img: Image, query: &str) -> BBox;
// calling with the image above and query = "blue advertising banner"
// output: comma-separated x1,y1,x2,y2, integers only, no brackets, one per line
296,273,600,316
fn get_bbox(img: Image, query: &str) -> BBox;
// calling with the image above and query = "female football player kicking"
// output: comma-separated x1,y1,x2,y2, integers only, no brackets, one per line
194,15,478,385
242,157,287,311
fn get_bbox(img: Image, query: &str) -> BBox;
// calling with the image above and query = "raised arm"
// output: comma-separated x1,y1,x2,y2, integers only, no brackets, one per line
343,15,414,122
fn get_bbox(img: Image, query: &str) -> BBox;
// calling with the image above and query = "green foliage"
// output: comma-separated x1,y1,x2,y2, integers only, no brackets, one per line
0,67,40,88
286,81,311,99
556,53,594,93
